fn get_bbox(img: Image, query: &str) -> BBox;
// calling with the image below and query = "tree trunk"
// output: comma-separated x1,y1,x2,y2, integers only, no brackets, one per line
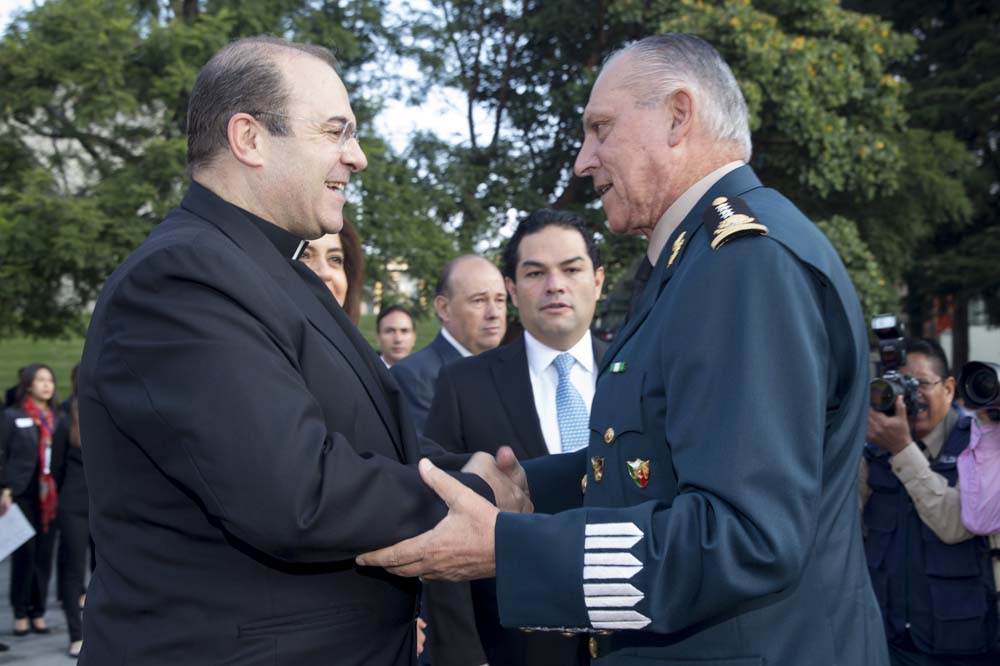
951,293,969,372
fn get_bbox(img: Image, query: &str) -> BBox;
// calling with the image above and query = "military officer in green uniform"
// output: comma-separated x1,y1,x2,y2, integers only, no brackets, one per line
359,33,889,666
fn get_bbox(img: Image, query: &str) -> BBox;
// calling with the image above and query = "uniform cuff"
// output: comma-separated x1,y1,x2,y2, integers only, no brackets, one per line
495,511,588,630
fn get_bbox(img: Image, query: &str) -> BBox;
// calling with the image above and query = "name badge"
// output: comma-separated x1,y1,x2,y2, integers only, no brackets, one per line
15,417,34,429
937,455,958,464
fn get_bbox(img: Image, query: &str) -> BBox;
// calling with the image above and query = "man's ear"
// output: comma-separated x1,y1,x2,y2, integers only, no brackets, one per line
504,276,519,309
666,89,695,147
943,375,957,402
434,294,450,324
227,113,266,168
593,265,606,299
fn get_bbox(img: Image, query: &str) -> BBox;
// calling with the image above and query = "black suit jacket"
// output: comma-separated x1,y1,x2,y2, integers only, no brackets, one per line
0,406,48,497
78,183,490,666
391,332,462,435
424,334,606,666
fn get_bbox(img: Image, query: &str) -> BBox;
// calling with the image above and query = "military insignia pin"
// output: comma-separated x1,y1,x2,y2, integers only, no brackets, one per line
666,231,686,268
591,456,605,482
626,458,650,488
610,361,627,374
704,196,768,250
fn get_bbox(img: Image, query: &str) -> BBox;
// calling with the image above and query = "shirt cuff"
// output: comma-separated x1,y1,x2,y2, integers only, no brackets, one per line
889,442,928,483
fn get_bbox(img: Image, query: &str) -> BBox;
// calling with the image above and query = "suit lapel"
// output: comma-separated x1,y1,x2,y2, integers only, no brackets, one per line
600,166,765,374
180,187,406,459
490,336,549,460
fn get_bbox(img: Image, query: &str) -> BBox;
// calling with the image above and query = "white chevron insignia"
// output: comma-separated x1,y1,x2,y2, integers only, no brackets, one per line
585,536,642,550
581,522,648,631
583,565,642,580
591,619,652,630
584,552,641,566
584,583,642,596
588,610,652,630
585,523,643,536
584,595,643,608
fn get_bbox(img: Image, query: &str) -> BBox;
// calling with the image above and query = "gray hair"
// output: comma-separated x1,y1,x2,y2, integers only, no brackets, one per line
186,36,338,174
606,34,752,161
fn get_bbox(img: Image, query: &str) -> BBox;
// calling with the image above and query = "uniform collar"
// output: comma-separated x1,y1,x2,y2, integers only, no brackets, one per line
646,161,744,264
189,180,307,260
524,329,595,376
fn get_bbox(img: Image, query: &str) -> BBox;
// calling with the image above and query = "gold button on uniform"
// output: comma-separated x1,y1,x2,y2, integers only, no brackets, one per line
604,427,615,445
581,474,587,495
589,636,599,659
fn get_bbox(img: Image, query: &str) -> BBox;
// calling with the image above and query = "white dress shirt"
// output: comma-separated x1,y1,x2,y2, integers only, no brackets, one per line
440,326,473,358
524,330,597,455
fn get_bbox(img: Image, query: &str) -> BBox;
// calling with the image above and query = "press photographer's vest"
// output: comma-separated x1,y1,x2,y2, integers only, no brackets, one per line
864,414,998,655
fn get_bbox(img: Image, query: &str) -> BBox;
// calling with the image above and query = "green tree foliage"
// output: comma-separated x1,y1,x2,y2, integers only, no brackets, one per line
0,0,442,335
404,0,922,318
0,0,985,336
844,0,999,365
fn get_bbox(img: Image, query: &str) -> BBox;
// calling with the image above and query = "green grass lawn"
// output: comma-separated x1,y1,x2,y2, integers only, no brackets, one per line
0,337,85,399
0,314,440,398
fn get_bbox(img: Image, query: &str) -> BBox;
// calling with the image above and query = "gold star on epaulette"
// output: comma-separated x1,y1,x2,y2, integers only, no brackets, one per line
703,196,768,250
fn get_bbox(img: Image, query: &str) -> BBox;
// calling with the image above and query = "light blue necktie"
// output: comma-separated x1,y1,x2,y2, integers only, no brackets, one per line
554,352,589,453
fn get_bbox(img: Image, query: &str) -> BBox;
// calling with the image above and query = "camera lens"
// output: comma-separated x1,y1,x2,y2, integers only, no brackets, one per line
967,367,999,404
870,379,896,413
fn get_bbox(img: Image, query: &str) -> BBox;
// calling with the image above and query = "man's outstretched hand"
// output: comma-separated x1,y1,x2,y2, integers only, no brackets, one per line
461,446,532,514
357,457,507,580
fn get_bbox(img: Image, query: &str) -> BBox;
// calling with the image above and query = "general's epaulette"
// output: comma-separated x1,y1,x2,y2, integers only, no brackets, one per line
703,196,768,250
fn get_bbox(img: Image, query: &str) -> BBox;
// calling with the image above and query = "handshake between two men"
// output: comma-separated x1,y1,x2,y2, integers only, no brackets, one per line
357,447,532,581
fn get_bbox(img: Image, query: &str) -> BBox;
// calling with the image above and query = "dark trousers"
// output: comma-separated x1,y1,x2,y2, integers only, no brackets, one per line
57,511,89,642
9,496,56,620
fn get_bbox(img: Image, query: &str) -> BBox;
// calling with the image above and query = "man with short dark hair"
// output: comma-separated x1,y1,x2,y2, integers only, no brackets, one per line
423,208,605,666
377,305,417,367
360,33,887,666
863,338,999,664
78,36,527,665
391,255,506,434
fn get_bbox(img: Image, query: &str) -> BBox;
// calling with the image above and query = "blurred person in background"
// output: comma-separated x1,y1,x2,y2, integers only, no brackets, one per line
53,363,89,658
298,216,365,324
862,338,998,664
392,255,507,435
0,363,60,637
376,305,417,367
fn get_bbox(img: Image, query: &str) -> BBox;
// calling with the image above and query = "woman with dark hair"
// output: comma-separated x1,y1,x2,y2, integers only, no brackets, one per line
52,363,89,657
298,217,366,324
0,363,60,636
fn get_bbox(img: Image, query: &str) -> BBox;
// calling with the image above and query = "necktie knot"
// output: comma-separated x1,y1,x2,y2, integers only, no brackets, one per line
554,352,575,379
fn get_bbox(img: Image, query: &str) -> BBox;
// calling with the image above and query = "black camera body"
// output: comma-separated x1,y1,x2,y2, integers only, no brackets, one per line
958,361,1000,420
870,314,922,416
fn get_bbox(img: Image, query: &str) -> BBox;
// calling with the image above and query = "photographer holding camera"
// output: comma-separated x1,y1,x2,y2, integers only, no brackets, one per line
861,337,999,665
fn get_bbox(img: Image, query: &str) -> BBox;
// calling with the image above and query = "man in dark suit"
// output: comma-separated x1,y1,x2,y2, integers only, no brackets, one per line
392,255,507,435
360,34,889,666
78,36,528,666
392,255,507,666
424,209,605,666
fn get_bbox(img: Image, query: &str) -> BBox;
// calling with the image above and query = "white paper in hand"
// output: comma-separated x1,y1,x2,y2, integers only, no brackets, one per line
0,504,36,561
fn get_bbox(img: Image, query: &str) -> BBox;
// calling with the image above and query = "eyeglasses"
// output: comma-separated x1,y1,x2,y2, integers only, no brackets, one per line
916,378,943,390
252,111,360,148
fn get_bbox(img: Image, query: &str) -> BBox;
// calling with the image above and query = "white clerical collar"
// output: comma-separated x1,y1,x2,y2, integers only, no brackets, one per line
647,161,744,264
440,326,474,358
524,329,594,377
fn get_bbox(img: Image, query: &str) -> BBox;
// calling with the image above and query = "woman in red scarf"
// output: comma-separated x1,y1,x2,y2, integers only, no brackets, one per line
0,363,60,636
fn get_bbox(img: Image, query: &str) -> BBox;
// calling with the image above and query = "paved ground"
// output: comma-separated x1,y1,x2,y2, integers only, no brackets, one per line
0,557,77,665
